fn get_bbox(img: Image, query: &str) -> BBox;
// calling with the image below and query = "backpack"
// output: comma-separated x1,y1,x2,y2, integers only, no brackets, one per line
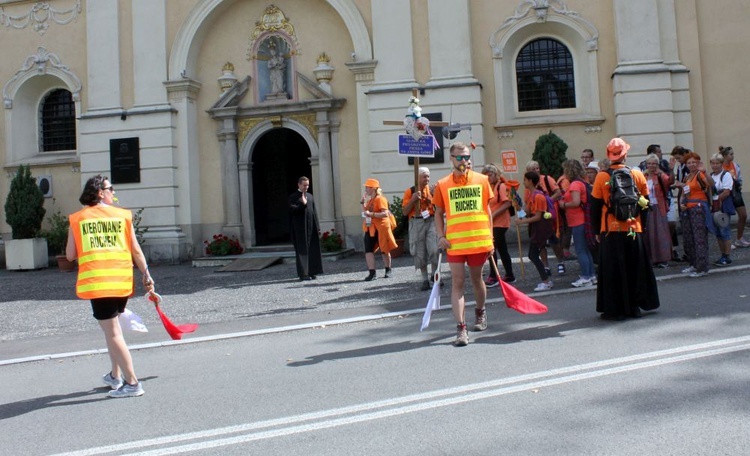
606,166,640,221
712,171,737,216
533,189,556,221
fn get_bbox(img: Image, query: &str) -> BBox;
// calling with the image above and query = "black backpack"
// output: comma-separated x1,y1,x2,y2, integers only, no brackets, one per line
607,167,640,221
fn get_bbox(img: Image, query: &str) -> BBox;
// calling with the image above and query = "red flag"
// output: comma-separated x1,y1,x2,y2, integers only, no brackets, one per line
147,292,199,340
498,279,548,314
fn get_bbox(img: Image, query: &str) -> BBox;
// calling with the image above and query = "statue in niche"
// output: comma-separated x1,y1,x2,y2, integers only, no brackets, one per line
256,36,292,101
268,43,286,95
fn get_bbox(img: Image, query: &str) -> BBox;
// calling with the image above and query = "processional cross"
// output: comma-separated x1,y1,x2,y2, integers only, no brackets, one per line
382,89,448,188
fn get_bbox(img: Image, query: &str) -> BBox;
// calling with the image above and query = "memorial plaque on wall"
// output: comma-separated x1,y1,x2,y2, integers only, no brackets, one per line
109,137,141,184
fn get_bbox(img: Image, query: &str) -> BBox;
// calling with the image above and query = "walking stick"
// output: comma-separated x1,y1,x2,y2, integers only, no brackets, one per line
515,219,526,279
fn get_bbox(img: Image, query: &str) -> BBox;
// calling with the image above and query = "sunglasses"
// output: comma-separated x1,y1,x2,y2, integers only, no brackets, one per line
452,155,471,162
103,186,114,192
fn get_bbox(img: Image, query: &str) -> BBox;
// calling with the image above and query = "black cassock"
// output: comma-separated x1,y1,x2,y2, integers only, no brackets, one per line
288,191,324,279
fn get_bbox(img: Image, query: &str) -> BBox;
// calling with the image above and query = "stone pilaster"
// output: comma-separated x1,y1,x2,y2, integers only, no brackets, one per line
132,0,168,106
426,0,477,86
86,0,120,111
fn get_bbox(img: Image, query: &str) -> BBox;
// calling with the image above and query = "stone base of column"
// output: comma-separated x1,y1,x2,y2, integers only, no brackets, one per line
141,227,187,265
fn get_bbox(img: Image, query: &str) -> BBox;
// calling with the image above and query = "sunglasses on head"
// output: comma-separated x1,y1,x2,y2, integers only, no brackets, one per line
452,155,471,162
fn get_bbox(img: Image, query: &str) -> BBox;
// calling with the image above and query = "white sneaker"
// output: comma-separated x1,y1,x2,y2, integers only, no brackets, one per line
689,271,708,278
571,277,593,288
102,372,123,390
534,281,553,292
591,276,598,285
681,266,696,274
108,382,145,398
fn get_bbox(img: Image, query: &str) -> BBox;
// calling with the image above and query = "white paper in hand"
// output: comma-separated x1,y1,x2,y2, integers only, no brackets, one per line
119,308,148,333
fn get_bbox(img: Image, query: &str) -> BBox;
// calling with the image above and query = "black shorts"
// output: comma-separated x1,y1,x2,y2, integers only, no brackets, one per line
91,297,128,321
733,190,745,208
363,231,379,253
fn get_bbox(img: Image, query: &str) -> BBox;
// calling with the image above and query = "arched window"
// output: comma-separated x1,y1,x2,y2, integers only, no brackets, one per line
39,89,76,152
516,38,575,112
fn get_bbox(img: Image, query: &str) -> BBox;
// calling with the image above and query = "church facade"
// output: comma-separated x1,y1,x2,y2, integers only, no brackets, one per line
1,0,747,262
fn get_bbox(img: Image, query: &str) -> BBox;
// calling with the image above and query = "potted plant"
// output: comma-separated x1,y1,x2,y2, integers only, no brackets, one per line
389,196,408,257
4,165,48,270
40,201,74,271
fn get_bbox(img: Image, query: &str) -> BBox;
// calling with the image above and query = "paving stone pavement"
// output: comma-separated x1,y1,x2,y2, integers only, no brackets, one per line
3,224,750,348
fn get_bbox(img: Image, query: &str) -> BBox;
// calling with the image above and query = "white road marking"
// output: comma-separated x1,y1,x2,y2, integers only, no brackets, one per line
51,335,750,456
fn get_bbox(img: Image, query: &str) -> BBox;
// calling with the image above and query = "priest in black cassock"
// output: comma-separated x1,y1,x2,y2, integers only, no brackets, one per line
288,176,323,280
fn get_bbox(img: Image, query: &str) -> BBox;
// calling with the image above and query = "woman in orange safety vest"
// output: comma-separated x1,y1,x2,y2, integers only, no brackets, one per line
66,175,154,398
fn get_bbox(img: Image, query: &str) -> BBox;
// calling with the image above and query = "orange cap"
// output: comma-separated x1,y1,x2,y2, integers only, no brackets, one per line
364,178,380,188
606,138,630,162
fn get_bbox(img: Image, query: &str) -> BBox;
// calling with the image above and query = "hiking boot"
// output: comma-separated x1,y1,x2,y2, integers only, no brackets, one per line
501,275,516,284
420,280,431,291
473,308,488,331
384,267,392,278
454,323,469,346
107,382,144,398
102,372,123,390
364,270,376,281
484,277,499,288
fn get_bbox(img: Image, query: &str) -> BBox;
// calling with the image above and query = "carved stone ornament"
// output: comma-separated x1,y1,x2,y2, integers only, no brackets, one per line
313,53,334,84
490,0,599,58
218,62,239,92
247,5,300,60
3,46,82,109
0,0,82,36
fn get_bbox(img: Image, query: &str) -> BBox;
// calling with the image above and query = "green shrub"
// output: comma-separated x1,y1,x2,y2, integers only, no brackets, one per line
40,201,69,255
4,165,46,239
389,196,408,239
532,131,568,179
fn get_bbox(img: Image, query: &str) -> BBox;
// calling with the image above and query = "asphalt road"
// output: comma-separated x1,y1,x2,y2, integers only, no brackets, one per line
1,250,750,455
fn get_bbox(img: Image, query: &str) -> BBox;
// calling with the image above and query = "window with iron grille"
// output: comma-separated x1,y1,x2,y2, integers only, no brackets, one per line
39,89,76,152
516,38,576,112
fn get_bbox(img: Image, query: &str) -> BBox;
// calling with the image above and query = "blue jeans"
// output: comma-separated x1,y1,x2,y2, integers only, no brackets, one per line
571,225,595,278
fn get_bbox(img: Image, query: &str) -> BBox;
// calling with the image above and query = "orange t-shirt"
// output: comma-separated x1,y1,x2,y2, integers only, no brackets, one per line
525,191,548,216
488,181,511,228
562,179,587,227
401,186,435,219
683,172,709,209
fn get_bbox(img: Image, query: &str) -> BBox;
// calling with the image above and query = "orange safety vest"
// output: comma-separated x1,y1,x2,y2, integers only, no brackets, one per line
69,205,135,300
434,171,494,255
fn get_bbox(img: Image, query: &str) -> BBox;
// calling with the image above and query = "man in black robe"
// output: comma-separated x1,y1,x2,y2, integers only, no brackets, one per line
288,176,323,280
